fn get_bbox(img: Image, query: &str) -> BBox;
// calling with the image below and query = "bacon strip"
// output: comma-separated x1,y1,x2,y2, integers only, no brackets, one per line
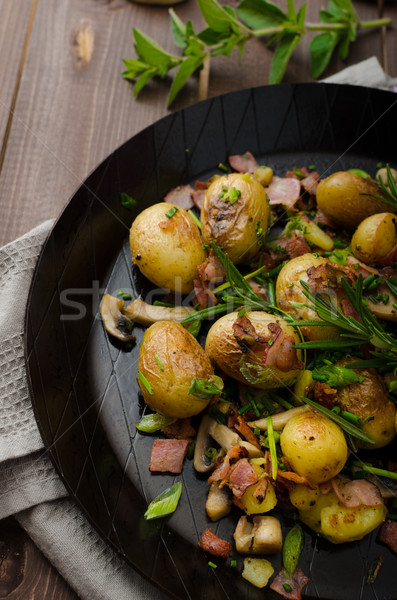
163,184,194,210
228,151,259,173
234,416,261,450
199,528,232,558
278,470,316,489
149,439,190,474
266,176,301,209
262,323,304,373
331,477,384,508
377,521,397,554
208,446,248,485
270,568,309,600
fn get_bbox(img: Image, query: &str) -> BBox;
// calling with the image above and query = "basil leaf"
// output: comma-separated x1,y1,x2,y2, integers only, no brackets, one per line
144,482,182,520
310,32,338,78
270,32,301,84
237,0,287,30
168,55,203,106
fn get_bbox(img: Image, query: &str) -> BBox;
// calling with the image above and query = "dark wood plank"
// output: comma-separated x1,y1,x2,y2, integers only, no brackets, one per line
0,517,79,600
380,0,397,76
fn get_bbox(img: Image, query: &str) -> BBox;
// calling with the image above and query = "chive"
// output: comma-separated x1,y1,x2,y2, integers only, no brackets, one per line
166,206,178,218
268,280,276,305
366,279,381,292
205,447,218,459
267,416,278,480
351,461,397,481
222,185,228,192
254,427,260,436
189,376,224,398
155,354,164,371
218,163,228,172
261,395,276,414
363,274,376,289
135,413,176,433
153,300,176,307
393,303,397,310
188,209,202,230
208,562,217,569
122,293,132,300
117,289,124,296
341,410,361,425
238,403,252,415
138,371,154,395
263,261,286,280
230,560,237,567
383,294,390,305
323,251,332,257
331,406,341,415
250,398,261,418
186,441,196,459
270,392,293,411
120,192,137,210
283,584,292,593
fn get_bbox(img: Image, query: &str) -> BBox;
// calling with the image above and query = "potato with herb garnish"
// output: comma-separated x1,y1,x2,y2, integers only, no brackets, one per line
351,212,397,264
138,321,220,418
130,203,206,294
201,173,269,264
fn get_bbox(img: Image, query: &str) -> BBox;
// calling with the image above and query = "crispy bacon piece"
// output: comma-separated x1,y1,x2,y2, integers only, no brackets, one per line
266,176,301,209
234,415,261,450
346,255,379,279
377,521,397,554
193,279,217,308
247,278,269,300
331,477,384,508
262,323,304,373
313,208,338,229
307,262,353,293
208,446,248,485
228,458,259,499
149,439,190,474
270,568,309,600
163,184,195,210
199,528,232,558
341,298,361,321
313,381,338,410
285,234,311,259
228,151,259,173
278,471,316,490
301,173,319,195
162,418,196,440
197,250,225,284
233,314,265,348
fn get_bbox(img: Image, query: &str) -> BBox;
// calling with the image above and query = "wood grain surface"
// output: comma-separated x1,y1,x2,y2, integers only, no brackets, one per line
0,0,396,598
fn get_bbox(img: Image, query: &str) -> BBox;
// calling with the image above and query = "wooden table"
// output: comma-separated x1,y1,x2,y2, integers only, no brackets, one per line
0,0,396,597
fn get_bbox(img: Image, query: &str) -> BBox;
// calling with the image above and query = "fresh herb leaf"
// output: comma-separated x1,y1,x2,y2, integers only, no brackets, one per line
136,412,176,433
312,364,364,387
120,192,137,210
144,481,182,520
283,524,304,575
236,0,287,30
270,32,301,84
310,31,338,78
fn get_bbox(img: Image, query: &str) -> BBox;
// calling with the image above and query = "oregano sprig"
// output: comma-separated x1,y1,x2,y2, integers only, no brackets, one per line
122,0,391,106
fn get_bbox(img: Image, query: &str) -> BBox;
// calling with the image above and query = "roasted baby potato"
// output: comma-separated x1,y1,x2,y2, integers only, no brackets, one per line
130,202,206,294
280,411,348,484
275,253,344,341
138,321,216,418
205,311,303,389
201,173,269,264
316,171,392,230
351,212,397,264
336,357,396,448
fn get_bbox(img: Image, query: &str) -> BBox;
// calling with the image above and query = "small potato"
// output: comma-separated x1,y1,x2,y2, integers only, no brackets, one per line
336,357,396,448
275,253,344,341
205,311,303,389
201,173,269,264
242,558,274,588
316,171,393,229
321,503,387,544
241,479,277,515
298,489,340,533
289,483,321,513
138,321,215,418
351,212,397,264
280,411,348,484
130,203,206,294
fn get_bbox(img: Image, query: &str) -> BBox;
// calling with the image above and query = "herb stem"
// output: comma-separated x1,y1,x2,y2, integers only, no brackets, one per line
198,54,211,101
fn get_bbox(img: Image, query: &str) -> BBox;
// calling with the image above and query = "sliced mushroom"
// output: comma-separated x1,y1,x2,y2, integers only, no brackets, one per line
366,283,397,322
206,481,232,521
124,298,193,326
100,294,135,342
248,405,310,431
208,420,263,458
234,516,283,555
194,414,224,473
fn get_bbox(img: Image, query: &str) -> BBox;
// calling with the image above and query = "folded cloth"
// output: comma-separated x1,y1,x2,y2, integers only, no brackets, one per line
1,59,396,600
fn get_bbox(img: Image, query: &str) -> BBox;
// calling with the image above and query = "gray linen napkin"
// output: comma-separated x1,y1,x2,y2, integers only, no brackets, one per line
1,57,396,600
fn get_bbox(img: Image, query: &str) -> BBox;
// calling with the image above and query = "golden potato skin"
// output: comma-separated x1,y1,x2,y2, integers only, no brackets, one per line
276,253,342,341
351,212,397,264
138,321,214,418
280,411,348,484
205,311,302,389
316,171,392,230
336,357,396,449
130,203,206,294
201,174,269,264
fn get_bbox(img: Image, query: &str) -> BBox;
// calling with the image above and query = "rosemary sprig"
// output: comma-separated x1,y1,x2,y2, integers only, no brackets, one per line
289,277,397,368
370,164,397,210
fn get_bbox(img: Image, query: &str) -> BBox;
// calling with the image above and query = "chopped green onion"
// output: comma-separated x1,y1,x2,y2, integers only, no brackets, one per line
120,192,137,210
153,300,176,307
188,209,202,230
117,289,124,296
283,524,304,575
122,293,132,300
144,481,182,520
187,441,196,459
138,371,154,395
268,280,276,306
238,403,252,415
208,561,217,569
341,410,361,425
135,413,176,433
155,354,164,371
166,206,178,218
218,163,228,172
269,392,293,411
205,447,218,459
189,376,224,399
254,427,260,436
283,584,293,593
348,168,371,179
230,559,237,567
267,416,278,480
